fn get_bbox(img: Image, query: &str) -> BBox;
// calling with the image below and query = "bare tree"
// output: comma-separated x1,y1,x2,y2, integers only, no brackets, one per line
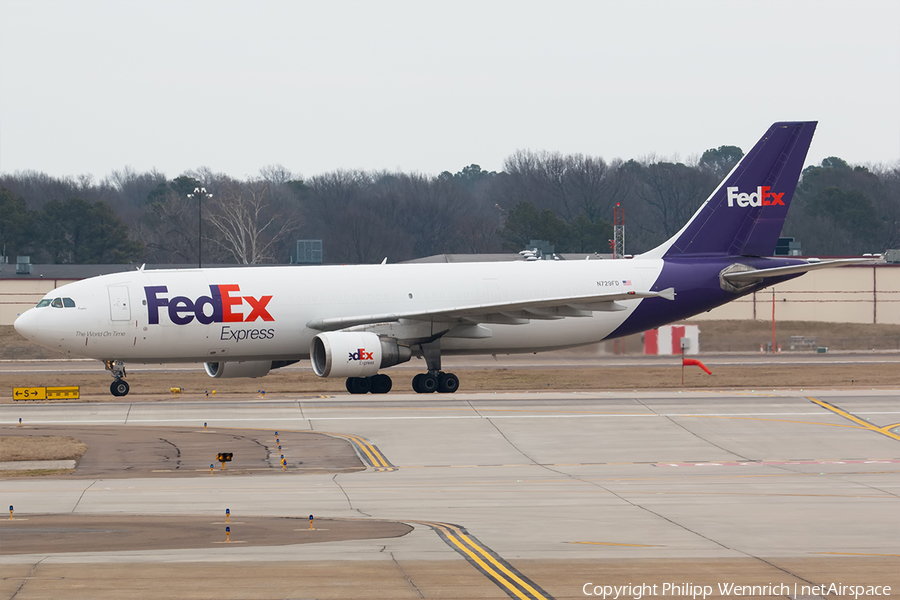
205,178,299,264
106,166,166,207
135,186,202,263
258,164,295,186
631,156,718,238
874,163,900,250
500,150,625,224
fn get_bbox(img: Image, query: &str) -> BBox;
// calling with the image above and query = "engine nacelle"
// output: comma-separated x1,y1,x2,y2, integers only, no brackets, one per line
311,331,411,378
204,360,273,379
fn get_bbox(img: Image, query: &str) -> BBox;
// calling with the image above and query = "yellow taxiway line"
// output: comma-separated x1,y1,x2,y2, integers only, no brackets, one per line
414,520,554,600
808,397,900,442
318,431,397,471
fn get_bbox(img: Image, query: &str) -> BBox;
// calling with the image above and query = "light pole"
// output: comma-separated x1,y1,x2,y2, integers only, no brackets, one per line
187,187,212,268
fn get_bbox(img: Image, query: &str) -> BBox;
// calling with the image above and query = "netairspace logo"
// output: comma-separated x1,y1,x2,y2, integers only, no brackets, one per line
726,186,785,208
581,582,891,599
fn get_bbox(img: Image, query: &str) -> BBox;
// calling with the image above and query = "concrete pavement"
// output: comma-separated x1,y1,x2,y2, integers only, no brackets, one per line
2,389,899,598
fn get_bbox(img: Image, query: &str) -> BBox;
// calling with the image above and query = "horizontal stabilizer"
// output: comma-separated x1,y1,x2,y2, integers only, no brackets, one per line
722,259,875,283
656,287,676,301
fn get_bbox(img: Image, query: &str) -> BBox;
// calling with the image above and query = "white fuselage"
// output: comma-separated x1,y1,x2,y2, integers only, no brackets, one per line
15,259,664,363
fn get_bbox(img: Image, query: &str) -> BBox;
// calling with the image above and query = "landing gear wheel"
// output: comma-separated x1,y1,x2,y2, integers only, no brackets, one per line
110,380,130,397
104,360,129,397
437,372,459,393
413,373,438,394
371,374,392,394
346,377,371,395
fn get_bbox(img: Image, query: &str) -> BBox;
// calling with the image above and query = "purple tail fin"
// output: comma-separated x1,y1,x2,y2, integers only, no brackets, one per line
648,121,817,258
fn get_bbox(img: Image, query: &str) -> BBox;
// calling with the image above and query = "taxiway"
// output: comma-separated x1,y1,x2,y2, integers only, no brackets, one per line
2,389,900,599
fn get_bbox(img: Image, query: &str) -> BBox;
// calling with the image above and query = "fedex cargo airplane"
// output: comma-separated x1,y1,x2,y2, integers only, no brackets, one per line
14,121,861,396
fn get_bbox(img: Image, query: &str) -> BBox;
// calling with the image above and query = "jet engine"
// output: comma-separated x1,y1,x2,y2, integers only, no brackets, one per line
204,360,274,379
311,332,411,378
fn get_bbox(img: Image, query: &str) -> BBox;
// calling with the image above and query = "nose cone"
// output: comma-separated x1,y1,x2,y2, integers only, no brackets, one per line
13,309,39,340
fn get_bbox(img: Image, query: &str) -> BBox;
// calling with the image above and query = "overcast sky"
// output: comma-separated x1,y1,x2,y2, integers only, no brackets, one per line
1,0,898,182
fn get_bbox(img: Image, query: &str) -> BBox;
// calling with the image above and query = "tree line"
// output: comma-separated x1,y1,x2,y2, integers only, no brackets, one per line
1,147,897,265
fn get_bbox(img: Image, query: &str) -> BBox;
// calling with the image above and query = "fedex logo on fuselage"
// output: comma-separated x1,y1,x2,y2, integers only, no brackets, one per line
726,186,785,208
145,285,273,326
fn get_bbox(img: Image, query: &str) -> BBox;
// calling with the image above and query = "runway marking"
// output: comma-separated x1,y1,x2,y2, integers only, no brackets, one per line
414,520,554,600
317,431,397,471
566,541,661,547
9,409,900,426
809,397,900,443
815,552,900,557
656,458,900,467
675,414,866,429
394,458,900,471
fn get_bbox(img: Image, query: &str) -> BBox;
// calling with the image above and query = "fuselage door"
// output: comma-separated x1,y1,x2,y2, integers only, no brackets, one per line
108,286,131,321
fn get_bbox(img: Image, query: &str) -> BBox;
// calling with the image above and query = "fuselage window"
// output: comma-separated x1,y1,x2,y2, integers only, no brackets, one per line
36,299,51,308
50,298,63,308
63,298,76,308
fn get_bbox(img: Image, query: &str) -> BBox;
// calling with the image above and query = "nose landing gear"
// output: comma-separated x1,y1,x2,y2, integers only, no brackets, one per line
104,360,130,397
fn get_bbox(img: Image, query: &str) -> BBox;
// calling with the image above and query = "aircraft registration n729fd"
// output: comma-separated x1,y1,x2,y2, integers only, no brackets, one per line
14,122,867,396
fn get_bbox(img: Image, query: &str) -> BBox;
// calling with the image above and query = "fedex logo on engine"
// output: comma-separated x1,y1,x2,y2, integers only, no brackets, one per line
726,186,785,208
349,348,374,362
145,285,273,325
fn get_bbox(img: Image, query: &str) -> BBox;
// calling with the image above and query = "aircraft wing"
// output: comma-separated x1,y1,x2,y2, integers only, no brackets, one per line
722,258,876,283
306,287,675,332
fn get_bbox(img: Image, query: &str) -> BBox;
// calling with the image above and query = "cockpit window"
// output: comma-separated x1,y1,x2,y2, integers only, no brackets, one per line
36,297,76,308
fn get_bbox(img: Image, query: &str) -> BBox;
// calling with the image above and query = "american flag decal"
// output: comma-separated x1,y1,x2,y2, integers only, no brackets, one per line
622,280,632,286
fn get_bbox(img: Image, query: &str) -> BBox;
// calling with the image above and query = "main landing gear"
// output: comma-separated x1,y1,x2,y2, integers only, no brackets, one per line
412,371,459,394
411,338,459,394
346,373,392,395
105,359,130,397
344,339,460,395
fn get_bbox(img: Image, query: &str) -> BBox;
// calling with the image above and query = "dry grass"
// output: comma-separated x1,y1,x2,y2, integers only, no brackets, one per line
0,468,74,477
0,436,88,461
442,364,899,390
1,363,896,403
